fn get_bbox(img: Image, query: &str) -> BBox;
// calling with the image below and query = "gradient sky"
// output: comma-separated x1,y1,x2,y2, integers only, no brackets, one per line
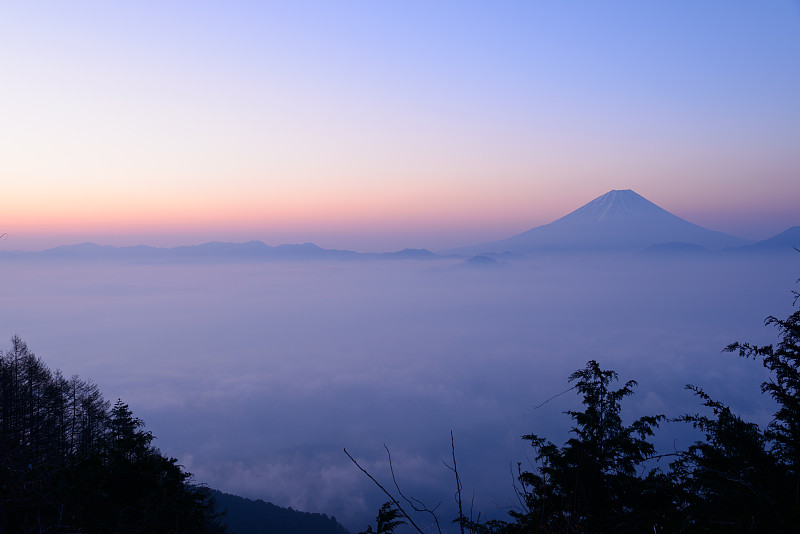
2,1,799,251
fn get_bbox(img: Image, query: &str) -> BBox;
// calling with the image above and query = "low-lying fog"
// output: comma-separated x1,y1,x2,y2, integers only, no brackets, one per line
1,253,797,531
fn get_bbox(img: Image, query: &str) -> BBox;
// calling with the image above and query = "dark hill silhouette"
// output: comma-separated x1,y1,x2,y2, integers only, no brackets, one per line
449,189,751,256
212,490,350,534
463,254,504,269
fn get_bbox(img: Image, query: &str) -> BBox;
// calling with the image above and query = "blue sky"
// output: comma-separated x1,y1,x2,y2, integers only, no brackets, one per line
1,1,798,251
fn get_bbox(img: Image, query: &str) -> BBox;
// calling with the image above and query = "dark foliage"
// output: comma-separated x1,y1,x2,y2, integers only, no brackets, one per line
671,282,800,532
358,501,406,534
504,276,800,533
510,360,668,533
0,335,226,533
672,385,782,532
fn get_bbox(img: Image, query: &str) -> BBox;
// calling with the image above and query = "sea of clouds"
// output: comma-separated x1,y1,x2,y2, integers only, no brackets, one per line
1,253,797,531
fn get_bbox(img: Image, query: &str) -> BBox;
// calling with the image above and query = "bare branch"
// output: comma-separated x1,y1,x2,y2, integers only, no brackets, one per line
444,431,465,534
385,444,443,534
534,385,577,409
344,447,428,534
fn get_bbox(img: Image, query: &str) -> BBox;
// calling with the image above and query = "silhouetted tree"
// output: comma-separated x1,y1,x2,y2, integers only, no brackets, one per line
672,281,800,532
672,385,778,532
513,360,667,533
0,336,226,533
360,501,407,534
728,293,800,490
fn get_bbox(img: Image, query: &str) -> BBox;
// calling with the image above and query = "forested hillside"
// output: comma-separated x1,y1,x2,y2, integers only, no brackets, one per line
0,336,225,533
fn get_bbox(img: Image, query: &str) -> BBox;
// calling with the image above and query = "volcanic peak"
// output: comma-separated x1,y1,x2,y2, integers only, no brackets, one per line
557,189,670,224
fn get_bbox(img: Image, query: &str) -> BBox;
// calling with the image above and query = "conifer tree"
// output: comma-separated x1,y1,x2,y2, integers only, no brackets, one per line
359,501,407,534
673,282,800,532
513,360,666,533
0,336,226,533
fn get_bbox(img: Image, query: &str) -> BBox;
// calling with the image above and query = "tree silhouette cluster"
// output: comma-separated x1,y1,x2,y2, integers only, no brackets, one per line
355,279,800,533
0,335,225,533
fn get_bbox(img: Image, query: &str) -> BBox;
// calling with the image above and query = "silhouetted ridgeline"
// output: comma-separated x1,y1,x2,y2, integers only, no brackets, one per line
0,241,448,263
212,490,350,534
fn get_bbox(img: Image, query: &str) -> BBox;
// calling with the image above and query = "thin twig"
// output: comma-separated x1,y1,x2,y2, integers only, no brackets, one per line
344,448,427,534
449,431,465,534
385,444,443,534
534,385,577,409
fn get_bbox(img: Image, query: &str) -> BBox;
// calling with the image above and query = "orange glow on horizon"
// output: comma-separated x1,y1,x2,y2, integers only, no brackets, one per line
4,178,563,239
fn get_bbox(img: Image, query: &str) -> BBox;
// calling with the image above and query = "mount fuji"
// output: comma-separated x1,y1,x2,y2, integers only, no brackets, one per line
450,189,751,256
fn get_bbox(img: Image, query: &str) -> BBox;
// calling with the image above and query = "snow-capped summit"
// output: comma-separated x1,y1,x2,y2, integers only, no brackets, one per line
450,189,751,255
561,189,673,223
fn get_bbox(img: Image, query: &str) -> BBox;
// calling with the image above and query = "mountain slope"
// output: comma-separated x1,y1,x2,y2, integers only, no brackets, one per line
451,189,751,255
726,226,800,255
212,490,350,534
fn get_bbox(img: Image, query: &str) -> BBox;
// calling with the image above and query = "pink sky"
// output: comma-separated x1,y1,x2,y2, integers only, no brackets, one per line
2,2,798,252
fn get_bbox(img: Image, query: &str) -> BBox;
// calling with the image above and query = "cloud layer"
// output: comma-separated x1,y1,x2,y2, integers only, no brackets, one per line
1,254,796,530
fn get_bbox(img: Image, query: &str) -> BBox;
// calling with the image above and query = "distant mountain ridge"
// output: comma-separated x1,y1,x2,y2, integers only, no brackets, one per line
1,191,796,261
450,189,753,255
0,241,446,263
